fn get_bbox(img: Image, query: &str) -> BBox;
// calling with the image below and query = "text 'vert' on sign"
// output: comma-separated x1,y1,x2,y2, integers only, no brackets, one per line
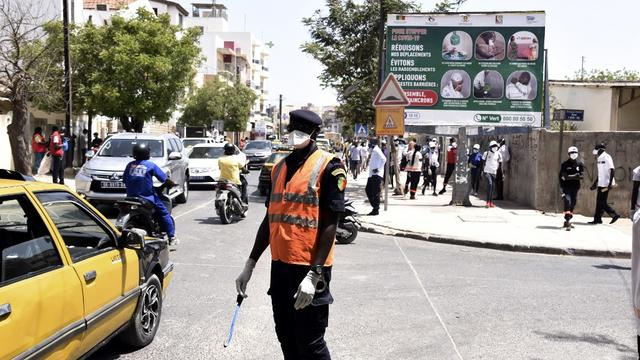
375,107,405,136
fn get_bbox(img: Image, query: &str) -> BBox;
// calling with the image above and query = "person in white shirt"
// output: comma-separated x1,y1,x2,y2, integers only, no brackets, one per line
631,164,640,357
426,142,440,196
404,144,423,199
348,142,361,179
359,143,369,173
365,139,386,216
482,140,503,208
441,72,465,99
505,72,532,100
589,143,620,224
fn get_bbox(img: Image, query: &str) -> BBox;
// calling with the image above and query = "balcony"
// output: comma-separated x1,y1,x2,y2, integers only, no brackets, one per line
262,66,269,72
252,59,261,65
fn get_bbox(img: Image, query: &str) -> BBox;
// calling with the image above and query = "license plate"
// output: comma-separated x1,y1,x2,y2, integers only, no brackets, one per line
191,176,205,181
100,181,125,189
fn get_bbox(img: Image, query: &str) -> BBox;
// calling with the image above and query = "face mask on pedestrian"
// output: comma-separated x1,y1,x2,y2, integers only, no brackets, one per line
569,153,578,160
592,149,599,155
491,146,498,152
473,149,479,153
451,142,457,148
288,130,312,149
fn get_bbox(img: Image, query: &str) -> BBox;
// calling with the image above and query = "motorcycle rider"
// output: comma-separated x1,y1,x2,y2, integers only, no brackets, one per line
123,143,178,246
218,142,249,204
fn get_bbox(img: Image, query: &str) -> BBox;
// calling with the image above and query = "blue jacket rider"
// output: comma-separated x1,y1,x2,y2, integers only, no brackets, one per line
123,142,177,246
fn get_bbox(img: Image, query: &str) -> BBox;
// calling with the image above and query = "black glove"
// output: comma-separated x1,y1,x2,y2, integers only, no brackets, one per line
165,179,177,188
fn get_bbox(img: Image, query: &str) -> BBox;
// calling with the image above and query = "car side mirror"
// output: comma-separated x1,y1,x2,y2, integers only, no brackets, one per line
168,151,182,160
120,228,146,250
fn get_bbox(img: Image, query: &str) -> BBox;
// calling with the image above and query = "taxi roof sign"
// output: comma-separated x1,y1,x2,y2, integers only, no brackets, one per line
373,73,410,107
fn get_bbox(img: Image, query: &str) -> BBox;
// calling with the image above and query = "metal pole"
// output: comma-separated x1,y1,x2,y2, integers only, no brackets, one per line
557,114,565,213
63,0,72,132
278,94,283,140
543,49,550,128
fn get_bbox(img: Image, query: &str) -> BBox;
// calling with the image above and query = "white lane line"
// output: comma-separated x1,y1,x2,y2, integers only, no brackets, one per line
173,199,215,219
394,237,464,360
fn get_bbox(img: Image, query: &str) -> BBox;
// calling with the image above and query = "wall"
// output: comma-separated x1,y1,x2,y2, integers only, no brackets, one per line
617,88,640,131
471,129,640,217
550,84,613,131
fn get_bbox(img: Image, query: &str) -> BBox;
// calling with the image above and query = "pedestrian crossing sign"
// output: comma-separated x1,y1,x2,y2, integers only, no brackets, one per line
355,123,368,138
375,106,405,136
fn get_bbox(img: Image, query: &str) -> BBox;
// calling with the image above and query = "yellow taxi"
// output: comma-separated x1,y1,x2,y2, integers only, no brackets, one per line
0,170,174,359
258,148,292,196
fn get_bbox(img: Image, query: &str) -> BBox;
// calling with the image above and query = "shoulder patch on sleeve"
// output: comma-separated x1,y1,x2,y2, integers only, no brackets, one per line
331,168,347,177
337,176,347,192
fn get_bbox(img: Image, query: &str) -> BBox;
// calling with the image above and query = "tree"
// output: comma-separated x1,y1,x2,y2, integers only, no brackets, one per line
222,81,258,133
570,68,640,82
302,1,466,133
88,9,201,132
0,0,61,174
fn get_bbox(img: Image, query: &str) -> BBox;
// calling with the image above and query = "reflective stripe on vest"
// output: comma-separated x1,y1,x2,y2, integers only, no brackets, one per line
268,150,333,266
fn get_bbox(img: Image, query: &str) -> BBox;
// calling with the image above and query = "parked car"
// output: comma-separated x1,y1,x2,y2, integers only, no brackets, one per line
0,173,174,359
258,149,292,196
188,143,245,186
243,140,272,169
75,133,189,205
181,137,216,150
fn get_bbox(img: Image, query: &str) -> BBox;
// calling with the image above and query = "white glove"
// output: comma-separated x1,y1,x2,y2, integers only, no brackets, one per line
293,270,321,310
235,258,256,298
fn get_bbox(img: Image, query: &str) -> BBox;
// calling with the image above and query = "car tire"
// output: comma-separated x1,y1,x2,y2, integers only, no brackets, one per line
119,274,163,348
175,179,188,204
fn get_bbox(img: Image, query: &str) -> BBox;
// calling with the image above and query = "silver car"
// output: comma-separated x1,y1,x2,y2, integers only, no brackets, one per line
75,133,190,205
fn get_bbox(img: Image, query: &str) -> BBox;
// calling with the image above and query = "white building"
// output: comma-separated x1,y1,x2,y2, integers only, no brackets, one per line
77,0,188,26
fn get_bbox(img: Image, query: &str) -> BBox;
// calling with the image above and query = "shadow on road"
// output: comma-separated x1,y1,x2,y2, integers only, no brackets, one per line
534,330,635,354
89,342,138,359
592,264,631,271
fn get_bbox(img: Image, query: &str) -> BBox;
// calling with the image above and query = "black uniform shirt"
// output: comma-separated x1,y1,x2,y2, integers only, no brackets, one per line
559,159,584,189
266,142,346,213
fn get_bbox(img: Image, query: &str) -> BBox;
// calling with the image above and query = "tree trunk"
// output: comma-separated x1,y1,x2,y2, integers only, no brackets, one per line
7,93,32,175
131,117,144,133
120,115,132,132
390,142,404,195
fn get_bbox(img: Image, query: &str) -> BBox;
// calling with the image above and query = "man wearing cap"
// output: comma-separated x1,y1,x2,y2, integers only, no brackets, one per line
589,143,620,224
235,110,346,359
559,146,584,230
441,72,466,99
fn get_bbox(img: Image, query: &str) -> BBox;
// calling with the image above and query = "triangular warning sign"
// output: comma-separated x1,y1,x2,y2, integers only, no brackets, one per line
373,73,410,107
357,124,367,136
384,115,396,128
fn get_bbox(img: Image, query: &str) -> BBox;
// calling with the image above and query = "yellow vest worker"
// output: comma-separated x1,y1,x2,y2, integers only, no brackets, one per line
235,110,346,360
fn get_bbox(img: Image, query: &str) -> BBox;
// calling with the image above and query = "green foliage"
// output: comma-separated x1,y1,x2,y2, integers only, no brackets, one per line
549,93,577,131
433,0,466,12
570,68,640,82
180,79,257,133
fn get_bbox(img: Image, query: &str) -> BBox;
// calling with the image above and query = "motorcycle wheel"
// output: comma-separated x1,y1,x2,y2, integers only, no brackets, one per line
219,197,232,224
337,222,358,244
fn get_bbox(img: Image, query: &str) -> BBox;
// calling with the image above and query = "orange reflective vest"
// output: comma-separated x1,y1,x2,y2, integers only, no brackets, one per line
268,149,334,266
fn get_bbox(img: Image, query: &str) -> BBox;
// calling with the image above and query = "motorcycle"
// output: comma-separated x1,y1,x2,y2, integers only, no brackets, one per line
336,199,360,244
115,183,175,239
215,173,249,224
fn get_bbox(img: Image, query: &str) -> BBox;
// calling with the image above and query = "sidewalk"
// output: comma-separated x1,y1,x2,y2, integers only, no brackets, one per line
346,174,632,258
34,168,77,192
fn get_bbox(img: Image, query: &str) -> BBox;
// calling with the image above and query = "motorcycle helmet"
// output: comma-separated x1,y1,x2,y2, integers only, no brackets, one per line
223,143,235,155
132,143,150,160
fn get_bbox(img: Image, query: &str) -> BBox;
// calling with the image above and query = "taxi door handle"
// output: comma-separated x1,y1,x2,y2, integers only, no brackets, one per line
84,270,97,283
0,303,11,318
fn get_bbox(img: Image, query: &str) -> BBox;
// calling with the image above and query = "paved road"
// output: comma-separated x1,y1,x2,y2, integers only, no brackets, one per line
91,171,637,360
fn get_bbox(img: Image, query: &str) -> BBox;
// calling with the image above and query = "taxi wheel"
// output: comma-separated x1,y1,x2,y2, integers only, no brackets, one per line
119,275,163,348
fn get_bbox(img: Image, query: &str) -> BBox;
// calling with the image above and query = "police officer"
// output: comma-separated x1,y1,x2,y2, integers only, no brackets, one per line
123,143,178,247
235,110,346,359
559,146,584,230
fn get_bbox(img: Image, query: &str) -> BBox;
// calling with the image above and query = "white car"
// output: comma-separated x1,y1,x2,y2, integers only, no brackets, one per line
182,137,216,150
188,143,246,186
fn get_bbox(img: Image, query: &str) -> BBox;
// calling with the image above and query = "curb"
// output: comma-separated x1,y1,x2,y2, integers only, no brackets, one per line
359,222,631,259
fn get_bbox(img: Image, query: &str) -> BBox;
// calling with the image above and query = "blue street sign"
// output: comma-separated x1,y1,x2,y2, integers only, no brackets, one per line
355,123,368,138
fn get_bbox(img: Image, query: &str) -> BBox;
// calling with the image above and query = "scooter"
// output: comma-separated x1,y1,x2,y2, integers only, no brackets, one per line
336,199,360,244
215,173,249,224
115,183,175,239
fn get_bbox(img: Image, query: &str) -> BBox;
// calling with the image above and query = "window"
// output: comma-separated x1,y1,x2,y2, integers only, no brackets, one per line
152,7,158,16
96,4,107,11
171,138,183,152
0,195,62,287
36,192,116,262
179,14,183,28
98,138,164,158
167,139,177,156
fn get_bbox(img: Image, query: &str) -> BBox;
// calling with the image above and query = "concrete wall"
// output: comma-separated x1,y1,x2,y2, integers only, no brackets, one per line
617,88,640,131
550,85,613,131
471,129,640,217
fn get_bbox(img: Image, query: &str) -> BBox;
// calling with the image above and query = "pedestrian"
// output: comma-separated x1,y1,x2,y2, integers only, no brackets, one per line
31,127,47,174
90,132,103,148
403,139,415,195
404,143,422,199
438,137,457,195
495,138,510,200
589,143,620,224
348,141,361,179
359,141,369,174
365,138,386,215
60,127,70,172
482,140,502,208
235,109,346,360
630,163,640,358
468,144,482,196
49,126,65,184
427,141,439,196
559,146,584,230
77,129,88,166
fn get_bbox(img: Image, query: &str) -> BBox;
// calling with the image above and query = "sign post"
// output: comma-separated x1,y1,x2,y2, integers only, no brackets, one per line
373,73,409,211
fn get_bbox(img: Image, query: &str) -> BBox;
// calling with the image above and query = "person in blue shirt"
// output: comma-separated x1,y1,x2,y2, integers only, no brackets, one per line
468,143,483,196
123,143,177,246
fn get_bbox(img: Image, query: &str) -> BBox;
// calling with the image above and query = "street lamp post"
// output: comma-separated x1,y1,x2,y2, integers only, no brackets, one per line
62,0,72,132
278,94,283,140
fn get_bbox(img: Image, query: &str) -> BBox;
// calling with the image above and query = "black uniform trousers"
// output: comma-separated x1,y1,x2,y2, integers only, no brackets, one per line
594,187,618,222
495,164,504,200
51,155,64,184
443,163,455,185
561,186,579,220
270,261,332,360
366,175,382,211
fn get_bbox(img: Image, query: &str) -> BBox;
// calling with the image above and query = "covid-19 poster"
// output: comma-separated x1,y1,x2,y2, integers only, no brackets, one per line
385,12,545,127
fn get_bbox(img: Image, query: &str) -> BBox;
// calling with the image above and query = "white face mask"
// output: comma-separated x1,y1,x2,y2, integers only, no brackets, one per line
491,146,498,152
569,153,578,160
473,149,479,153
592,149,599,155
288,130,311,149
451,142,457,148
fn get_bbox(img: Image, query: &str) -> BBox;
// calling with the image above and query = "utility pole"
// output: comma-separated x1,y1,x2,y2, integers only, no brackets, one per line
278,94,283,140
62,0,72,132
377,0,390,211
580,56,585,81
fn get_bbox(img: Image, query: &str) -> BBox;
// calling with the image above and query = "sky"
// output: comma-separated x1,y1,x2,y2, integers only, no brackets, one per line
180,0,640,108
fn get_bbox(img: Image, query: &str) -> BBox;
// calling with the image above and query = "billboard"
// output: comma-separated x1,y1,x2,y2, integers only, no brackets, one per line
386,12,545,127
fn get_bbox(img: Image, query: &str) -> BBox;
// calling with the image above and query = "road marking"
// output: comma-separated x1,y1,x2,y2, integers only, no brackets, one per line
173,199,215,219
394,238,464,360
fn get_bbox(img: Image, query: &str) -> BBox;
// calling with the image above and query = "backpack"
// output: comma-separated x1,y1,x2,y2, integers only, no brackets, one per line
62,137,69,152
